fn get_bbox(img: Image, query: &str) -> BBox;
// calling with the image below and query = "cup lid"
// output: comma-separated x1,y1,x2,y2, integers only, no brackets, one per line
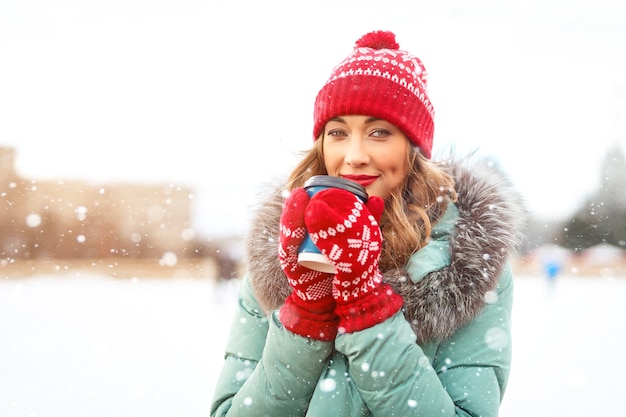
303,175,368,201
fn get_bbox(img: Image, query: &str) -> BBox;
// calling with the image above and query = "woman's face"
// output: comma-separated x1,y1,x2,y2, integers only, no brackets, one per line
322,115,410,199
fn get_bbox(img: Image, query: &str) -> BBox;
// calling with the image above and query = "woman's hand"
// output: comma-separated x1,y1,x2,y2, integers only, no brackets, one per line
305,188,403,333
278,188,338,341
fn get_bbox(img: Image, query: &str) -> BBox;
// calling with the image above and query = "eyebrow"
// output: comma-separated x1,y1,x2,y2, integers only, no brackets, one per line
329,116,382,124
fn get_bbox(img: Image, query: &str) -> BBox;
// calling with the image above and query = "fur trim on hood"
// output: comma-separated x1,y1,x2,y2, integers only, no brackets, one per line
245,156,527,343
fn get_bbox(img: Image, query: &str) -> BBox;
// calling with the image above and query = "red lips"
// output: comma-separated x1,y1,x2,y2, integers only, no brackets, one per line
341,174,378,187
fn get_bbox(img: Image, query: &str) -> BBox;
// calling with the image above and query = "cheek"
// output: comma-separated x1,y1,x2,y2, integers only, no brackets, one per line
382,152,408,175
322,148,340,173
385,155,410,187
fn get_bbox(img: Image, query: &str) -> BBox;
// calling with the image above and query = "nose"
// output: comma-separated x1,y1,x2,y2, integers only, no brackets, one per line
344,137,369,167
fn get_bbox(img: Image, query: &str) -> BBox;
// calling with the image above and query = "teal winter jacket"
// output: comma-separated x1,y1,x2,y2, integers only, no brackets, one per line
211,158,526,417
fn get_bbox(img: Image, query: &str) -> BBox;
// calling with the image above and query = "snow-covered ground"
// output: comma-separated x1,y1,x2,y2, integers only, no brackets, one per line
1,272,624,416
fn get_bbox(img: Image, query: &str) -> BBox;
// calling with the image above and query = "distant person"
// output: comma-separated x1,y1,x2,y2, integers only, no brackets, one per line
210,30,526,416
544,259,562,281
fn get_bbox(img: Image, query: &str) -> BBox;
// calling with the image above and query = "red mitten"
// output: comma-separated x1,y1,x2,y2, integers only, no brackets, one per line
305,188,403,334
278,188,339,341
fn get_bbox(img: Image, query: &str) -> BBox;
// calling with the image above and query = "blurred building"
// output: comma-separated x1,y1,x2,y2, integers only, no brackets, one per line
0,146,197,261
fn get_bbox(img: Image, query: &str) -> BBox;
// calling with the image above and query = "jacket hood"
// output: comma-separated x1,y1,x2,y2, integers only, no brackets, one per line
245,156,527,343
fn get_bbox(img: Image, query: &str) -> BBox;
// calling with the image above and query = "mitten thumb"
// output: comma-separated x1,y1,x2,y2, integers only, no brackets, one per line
280,188,310,237
365,196,385,221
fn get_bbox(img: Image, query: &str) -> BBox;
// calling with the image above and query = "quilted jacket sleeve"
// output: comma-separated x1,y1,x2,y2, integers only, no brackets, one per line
210,274,333,417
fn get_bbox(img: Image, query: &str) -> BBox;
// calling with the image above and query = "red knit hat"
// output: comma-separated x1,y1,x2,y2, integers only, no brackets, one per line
313,30,435,158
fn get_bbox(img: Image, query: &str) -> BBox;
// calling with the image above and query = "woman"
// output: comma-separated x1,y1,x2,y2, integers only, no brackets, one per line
211,30,526,417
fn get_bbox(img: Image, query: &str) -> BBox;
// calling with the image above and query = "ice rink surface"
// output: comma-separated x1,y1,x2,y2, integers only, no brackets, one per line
1,272,624,416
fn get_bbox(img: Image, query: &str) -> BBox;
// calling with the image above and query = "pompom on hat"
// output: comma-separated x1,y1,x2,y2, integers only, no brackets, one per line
313,30,435,158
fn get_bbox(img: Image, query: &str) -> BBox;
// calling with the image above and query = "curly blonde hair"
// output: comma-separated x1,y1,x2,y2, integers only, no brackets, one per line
285,139,457,271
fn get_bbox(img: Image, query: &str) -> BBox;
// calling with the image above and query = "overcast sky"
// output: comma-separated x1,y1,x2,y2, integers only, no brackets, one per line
1,0,625,237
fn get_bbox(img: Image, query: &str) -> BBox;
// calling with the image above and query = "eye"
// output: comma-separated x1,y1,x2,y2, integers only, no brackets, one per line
326,129,347,137
370,128,391,138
